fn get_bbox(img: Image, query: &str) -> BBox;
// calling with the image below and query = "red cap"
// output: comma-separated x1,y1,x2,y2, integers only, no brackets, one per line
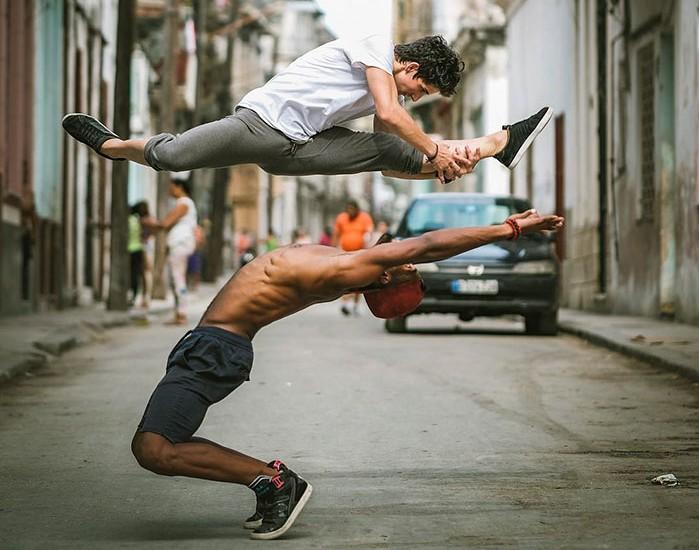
364,279,425,319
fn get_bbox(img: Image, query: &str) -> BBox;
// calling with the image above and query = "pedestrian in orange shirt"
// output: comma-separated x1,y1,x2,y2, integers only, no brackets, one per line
333,200,374,315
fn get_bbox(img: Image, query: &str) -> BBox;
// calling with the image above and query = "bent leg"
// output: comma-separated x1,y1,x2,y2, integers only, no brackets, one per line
131,432,277,484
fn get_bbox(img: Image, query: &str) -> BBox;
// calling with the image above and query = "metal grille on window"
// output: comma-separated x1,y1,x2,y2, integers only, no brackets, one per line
638,42,655,222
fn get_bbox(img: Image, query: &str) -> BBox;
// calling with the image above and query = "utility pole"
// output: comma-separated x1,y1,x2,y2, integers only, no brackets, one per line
202,0,238,282
107,0,135,310
151,0,179,299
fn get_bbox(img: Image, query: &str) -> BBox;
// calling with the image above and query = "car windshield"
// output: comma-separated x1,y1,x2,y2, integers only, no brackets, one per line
401,197,527,237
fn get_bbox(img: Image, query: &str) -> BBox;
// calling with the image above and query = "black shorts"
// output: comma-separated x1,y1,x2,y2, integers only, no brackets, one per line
137,326,254,443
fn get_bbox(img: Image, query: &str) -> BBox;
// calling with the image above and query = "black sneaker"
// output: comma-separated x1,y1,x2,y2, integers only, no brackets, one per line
494,106,552,169
250,470,313,540
61,113,124,160
244,460,287,529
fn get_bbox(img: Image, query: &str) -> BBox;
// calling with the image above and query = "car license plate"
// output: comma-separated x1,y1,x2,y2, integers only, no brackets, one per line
451,279,499,295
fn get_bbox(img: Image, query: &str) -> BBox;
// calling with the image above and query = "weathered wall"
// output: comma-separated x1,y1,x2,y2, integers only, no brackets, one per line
672,0,699,323
506,0,594,308
609,0,699,323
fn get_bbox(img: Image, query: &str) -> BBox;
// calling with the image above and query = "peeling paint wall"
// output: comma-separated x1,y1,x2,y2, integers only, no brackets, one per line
506,0,596,308
507,0,698,324
672,0,699,323
608,0,699,323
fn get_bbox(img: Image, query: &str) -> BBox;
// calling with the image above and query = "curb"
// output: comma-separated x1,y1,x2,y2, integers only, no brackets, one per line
558,321,699,382
0,299,201,385
0,351,48,383
2,312,138,384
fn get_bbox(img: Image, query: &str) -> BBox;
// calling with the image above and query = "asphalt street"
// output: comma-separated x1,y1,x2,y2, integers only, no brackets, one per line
1,300,698,549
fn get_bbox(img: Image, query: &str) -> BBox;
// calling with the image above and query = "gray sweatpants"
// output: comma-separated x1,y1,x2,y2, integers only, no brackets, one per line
144,108,424,176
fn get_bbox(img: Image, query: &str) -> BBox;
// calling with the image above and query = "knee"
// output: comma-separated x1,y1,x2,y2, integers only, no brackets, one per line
131,432,177,475
144,134,189,172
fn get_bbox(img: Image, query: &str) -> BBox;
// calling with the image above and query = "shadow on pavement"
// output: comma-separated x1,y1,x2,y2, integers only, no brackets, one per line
398,327,526,336
96,517,313,543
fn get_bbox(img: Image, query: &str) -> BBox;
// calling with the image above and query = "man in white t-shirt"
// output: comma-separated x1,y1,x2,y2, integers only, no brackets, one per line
63,35,552,185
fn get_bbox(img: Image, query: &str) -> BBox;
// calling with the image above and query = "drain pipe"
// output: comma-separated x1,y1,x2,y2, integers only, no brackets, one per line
596,0,608,294
609,0,630,265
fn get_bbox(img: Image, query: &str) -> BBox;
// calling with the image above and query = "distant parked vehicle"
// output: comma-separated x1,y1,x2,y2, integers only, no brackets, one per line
388,193,560,335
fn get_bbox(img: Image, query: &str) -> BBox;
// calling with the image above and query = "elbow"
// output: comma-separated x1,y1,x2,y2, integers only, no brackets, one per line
375,106,400,129
416,233,437,261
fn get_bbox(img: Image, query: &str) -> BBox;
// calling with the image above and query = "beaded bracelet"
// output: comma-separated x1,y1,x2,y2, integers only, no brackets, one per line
505,218,521,240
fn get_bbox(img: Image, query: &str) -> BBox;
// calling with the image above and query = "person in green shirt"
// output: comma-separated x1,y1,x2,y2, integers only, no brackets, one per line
128,202,146,306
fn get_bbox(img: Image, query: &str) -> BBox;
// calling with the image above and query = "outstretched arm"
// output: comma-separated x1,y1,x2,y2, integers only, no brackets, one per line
360,210,563,269
143,202,188,232
331,210,563,291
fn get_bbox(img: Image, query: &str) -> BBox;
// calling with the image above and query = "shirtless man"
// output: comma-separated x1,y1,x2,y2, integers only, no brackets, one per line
130,208,564,540
63,35,552,184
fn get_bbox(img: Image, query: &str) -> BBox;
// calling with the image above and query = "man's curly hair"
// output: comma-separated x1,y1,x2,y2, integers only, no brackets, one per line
394,35,464,97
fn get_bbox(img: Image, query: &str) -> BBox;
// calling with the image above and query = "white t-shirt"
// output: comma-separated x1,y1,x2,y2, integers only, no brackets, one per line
237,35,395,142
167,196,197,249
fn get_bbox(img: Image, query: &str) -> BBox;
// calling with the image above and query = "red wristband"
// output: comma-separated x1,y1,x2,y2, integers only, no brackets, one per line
505,219,521,240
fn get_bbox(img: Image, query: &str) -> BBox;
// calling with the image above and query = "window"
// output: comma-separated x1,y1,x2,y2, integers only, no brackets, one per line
402,198,525,237
637,41,655,222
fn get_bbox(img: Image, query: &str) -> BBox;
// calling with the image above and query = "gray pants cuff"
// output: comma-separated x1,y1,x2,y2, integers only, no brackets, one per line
144,133,174,171
405,147,425,174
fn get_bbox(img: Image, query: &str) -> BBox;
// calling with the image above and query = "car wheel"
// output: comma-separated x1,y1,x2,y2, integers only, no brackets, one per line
524,310,558,336
385,317,407,333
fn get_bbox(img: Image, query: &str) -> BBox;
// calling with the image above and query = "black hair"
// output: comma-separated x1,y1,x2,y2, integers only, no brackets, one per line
130,200,149,216
171,178,192,197
394,35,464,96
346,199,359,210
374,232,393,246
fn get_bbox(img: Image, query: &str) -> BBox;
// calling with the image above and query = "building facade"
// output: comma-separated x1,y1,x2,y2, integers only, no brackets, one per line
1,0,119,316
506,0,699,324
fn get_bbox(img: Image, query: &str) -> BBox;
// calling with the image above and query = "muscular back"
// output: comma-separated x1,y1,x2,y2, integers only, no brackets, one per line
199,244,360,339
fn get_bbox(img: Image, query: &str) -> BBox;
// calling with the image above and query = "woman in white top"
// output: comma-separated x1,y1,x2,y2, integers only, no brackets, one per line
147,177,198,325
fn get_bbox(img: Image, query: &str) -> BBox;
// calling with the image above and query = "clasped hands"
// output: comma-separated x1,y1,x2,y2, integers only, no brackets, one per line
429,142,481,185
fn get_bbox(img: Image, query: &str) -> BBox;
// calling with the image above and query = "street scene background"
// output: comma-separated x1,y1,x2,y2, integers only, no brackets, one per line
2,290,699,548
1,0,699,548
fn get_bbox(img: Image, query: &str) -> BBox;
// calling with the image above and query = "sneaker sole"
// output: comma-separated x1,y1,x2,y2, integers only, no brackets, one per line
243,465,304,529
243,518,263,529
61,112,124,161
249,482,313,540
508,106,553,170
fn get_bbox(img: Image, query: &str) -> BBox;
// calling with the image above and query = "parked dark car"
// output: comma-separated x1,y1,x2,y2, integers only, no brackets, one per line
387,193,560,335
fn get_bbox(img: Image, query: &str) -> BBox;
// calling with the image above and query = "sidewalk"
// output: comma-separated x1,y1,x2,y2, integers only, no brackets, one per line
3,294,697,385
559,308,699,381
0,282,220,384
